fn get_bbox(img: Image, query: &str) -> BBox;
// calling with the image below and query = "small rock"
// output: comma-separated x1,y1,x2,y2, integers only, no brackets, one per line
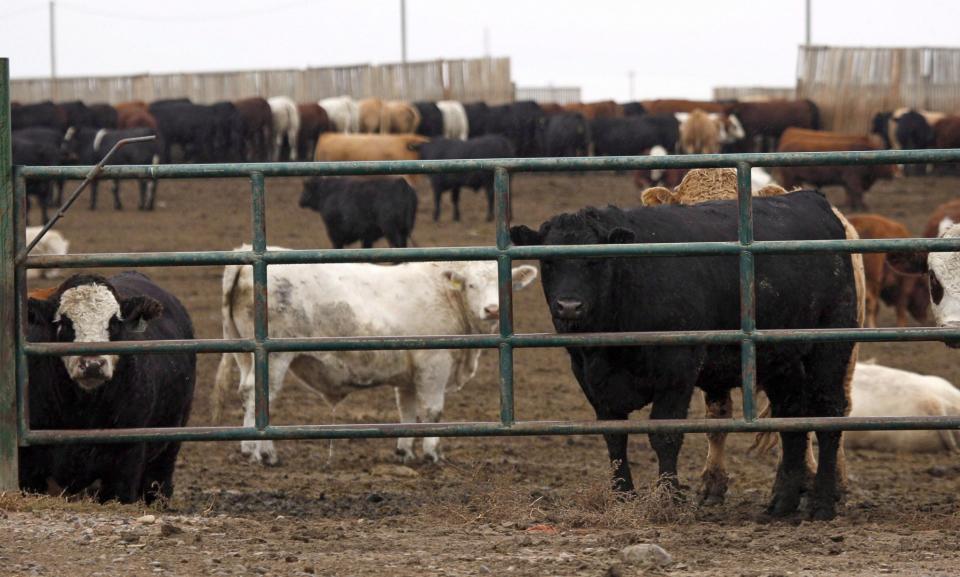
136,515,157,525
620,543,672,567
159,524,182,538
927,465,949,478
479,565,491,574
370,464,420,478
830,534,845,543
284,555,298,563
366,493,385,504
120,533,140,544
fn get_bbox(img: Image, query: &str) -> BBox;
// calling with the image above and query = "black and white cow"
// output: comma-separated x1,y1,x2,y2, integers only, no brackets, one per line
510,190,858,520
21,272,196,503
417,136,515,222
299,177,418,248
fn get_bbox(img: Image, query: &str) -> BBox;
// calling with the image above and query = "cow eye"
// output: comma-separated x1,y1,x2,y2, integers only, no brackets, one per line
930,271,944,305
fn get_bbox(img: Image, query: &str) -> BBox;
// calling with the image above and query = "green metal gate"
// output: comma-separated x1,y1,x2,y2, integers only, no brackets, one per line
4,56,960,490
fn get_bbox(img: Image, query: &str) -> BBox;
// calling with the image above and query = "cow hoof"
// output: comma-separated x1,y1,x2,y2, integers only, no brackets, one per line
699,492,725,507
767,493,801,517
422,452,443,464
395,448,416,463
808,503,837,521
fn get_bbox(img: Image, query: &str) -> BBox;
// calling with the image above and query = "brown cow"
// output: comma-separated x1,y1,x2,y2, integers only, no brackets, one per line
848,214,925,328
234,97,273,162
538,103,566,116
562,100,624,120
679,109,721,154
731,100,820,151
358,98,383,133
296,103,331,162
380,101,421,134
117,108,158,130
924,198,960,238
774,128,896,210
314,133,428,184
934,116,960,149
640,99,731,115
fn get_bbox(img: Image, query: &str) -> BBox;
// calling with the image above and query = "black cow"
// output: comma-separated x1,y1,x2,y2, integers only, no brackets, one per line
57,101,97,129
64,127,161,210
485,101,545,157
89,103,119,129
12,134,62,224
510,190,857,520
895,111,935,176
299,177,417,248
21,272,196,504
622,101,646,116
417,136,515,222
591,114,679,156
464,102,489,138
871,112,894,149
414,101,445,137
11,101,64,132
544,112,590,157
210,101,243,162
13,127,71,205
148,100,213,163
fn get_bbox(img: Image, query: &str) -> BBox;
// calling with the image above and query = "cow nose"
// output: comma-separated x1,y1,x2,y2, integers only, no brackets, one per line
484,305,499,318
78,357,105,375
554,299,583,320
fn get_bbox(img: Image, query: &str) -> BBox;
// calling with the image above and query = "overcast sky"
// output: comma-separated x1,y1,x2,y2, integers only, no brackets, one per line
2,0,959,101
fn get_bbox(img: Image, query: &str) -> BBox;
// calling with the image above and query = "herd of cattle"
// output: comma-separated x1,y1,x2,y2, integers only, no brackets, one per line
13,93,960,521
14,96,960,223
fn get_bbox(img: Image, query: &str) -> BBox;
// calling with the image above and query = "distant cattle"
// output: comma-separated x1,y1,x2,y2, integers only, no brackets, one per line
591,114,680,156
512,191,858,520
678,109,722,154
436,101,469,140
234,97,274,161
924,198,960,238
847,363,960,452
414,101,445,137
88,104,119,129
381,100,421,134
933,115,960,150
296,103,331,161
731,100,820,151
358,98,384,133
213,251,537,465
640,99,731,115
621,101,646,116
464,102,489,138
209,101,243,162
563,100,623,120
64,127,161,210
149,100,214,163
268,96,300,161
847,214,926,328
25,226,69,281
319,96,360,133
417,136,515,222
538,103,566,116
485,101,546,157
872,110,935,175
12,134,61,223
116,101,158,131
12,101,64,132
313,133,427,164
21,272,195,503
775,127,895,210
57,101,97,130
544,112,590,157
299,177,417,248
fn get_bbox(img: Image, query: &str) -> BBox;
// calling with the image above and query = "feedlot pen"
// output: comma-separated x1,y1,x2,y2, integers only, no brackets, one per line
4,56,960,490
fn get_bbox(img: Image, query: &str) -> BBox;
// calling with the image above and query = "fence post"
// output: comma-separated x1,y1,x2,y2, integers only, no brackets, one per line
0,57,20,490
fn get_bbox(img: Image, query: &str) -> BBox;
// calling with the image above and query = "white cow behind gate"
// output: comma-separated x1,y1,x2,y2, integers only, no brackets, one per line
25,226,69,280
212,245,538,465
437,100,469,140
267,96,300,161
319,96,360,134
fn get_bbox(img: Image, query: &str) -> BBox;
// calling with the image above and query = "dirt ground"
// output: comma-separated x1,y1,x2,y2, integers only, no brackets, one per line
5,169,960,576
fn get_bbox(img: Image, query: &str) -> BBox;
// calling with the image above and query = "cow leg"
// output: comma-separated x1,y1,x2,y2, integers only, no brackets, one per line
137,180,147,210
414,353,453,462
451,187,462,222
240,353,292,465
98,444,147,504
89,180,100,210
649,381,696,493
864,285,879,328
433,188,443,221
804,347,849,521
764,369,808,517
140,441,183,504
394,385,418,462
112,179,123,210
896,275,919,327
700,389,733,505
842,174,867,211
484,186,494,222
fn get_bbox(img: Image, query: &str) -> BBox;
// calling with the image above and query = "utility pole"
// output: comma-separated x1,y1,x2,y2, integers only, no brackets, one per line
400,0,407,63
49,0,57,100
805,0,811,46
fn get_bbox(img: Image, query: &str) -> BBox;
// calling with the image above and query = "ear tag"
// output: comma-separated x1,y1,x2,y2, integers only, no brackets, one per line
132,318,149,333
450,278,464,291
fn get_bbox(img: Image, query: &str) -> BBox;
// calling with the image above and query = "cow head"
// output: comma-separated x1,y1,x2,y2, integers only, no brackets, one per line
511,209,634,332
887,224,960,347
299,177,332,210
721,114,745,144
442,263,538,330
27,275,163,389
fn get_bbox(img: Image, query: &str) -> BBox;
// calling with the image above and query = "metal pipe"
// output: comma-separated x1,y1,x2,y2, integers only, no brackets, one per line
0,58,18,490
736,161,757,420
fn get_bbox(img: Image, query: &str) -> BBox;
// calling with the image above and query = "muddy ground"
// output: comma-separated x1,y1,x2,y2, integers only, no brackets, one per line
4,169,960,576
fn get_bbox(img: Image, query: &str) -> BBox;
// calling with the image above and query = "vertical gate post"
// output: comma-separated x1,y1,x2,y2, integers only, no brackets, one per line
494,167,515,426
0,58,20,490
736,161,757,421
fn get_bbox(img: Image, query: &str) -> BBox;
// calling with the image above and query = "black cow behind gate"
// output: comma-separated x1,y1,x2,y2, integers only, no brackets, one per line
417,136,515,222
299,177,418,248
464,102,490,138
414,101,445,137
485,101,546,157
12,101,65,132
544,112,590,157
21,271,196,504
12,133,63,224
510,190,858,520
591,114,680,156
210,101,243,162
148,100,214,163
64,127,162,210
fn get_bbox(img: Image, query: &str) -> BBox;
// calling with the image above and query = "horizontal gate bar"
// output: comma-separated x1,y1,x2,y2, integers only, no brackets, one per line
22,326,960,356
20,236,960,270
16,147,960,180
22,415,960,445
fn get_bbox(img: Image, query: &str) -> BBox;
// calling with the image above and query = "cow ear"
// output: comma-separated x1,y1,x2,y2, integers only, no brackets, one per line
607,228,636,244
121,296,163,333
640,186,671,206
27,298,57,326
510,225,542,246
442,270,466,291
887,251,928,275
511,265,538,290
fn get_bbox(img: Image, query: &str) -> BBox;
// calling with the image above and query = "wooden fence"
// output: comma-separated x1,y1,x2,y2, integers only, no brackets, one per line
10,58,514,105
514,86,582,105
796,46,960,133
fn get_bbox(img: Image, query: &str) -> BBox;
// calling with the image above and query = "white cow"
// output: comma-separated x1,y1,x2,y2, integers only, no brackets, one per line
888,223,960,337
319,96,360,134
267,96,300,161
212,246,538,465
847,363,960,452
25,226,69,280
437,101,469,140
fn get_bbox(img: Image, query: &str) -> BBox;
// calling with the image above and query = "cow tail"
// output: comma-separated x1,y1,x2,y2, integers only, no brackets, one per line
807,99,821,130
211,262,245,424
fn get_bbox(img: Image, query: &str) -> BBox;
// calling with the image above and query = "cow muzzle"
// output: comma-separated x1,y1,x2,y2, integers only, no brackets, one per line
483,305,500,320
553,298,584,320
71,356,112,389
